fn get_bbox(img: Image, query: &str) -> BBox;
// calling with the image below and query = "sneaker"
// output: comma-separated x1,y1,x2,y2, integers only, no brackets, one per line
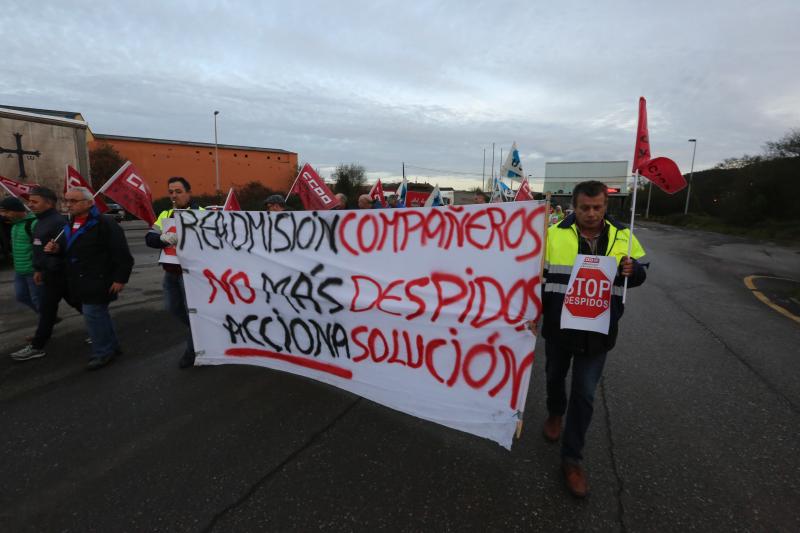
84,337,93,345
11,345,46,361
87,355,112,371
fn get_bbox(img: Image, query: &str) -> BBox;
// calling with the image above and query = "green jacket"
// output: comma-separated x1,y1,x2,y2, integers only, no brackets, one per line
10,214,36,274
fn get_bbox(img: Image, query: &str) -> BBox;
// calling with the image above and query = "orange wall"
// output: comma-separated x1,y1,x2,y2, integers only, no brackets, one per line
90,138,297,197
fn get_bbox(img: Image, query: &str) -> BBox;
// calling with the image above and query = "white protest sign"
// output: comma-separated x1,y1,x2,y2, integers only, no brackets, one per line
560,254,617,334
176,202,546,449
158,218,180,265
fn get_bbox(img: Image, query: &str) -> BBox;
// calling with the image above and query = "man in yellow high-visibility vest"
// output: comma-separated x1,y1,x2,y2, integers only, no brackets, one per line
145,177,203,369
539,180,648,498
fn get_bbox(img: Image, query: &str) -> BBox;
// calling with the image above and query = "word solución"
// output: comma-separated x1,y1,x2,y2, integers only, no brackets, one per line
179,210,340,254
350,269,542,327
351,325,534,410
337,204,545,261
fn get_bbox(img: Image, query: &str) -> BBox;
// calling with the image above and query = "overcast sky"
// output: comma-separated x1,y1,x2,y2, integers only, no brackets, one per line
2,0,798,189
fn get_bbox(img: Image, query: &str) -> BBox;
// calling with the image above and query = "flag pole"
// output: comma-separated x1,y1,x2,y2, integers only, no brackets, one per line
622,172,639,304
286,166,303,198
515,191,551,440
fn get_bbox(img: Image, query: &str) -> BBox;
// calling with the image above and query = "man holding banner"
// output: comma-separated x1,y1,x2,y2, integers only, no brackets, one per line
145,177,202,369
539,180,647,498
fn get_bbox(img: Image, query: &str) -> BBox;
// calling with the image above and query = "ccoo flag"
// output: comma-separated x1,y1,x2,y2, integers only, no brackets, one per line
0,175,38,199
632,97,687,194
632,97,651,173
97,162,156,225
65,165,109,213
368,179,387,207
289,164,341,210
514,178,533,201
223,187,241,211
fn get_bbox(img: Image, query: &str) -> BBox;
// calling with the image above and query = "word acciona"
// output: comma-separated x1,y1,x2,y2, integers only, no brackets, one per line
178,205,545,261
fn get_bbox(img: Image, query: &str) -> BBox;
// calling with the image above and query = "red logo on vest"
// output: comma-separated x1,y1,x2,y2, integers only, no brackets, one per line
564,267,611,319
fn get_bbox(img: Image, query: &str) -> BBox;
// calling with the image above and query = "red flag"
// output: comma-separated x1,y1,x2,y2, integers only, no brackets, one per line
289,164,341,210
97,162,156,225
638,157,687,194
0,175,38,199
223,187,241,211
368,179,386,207
65,165,109,213
632,97,651,173
514,178,533,201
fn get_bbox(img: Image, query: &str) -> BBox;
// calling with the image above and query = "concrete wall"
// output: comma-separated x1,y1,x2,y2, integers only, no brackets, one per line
0,110,90,192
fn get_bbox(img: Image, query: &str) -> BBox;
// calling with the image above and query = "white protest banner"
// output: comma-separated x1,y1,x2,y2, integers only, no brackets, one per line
560,254,617,334
158,218,180,265
176,202,546,449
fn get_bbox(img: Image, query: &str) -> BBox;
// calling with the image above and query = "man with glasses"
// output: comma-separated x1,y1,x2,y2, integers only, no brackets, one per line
42,187,133,370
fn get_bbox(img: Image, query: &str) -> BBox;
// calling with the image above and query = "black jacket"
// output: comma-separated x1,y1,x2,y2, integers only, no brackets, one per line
63,206,134,305
32,208,68,273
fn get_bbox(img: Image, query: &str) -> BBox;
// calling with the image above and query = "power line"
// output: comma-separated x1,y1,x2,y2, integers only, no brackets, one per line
402,164,483,177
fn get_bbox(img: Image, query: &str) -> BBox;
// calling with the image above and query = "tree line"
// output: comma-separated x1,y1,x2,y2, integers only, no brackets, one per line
642,128,800,225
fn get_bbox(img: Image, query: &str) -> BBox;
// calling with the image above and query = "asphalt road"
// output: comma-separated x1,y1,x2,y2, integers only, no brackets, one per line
1,221,799,532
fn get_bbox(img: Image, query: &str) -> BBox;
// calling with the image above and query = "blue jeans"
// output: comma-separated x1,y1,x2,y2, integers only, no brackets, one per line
83,303,119,360
162,272,194,356
545,340,608,462
14,272,41,313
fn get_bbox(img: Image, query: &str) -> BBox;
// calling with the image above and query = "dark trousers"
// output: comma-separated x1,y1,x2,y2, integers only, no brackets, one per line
162,271,194,356
545,340,608,462
32,271,81,349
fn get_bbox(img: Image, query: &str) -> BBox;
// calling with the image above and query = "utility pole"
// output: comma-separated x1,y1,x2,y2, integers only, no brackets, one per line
482,148,486,191
490,142,495,185
684,139,697,215
213,110,221,194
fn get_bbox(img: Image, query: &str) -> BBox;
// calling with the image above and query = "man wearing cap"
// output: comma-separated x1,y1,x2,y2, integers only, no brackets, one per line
264,194,286,212
9,187,75,361
0,197,40,317
146,176,203,369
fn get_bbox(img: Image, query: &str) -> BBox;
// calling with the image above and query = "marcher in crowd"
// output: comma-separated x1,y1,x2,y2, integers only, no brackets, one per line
10,187,74,361
357,194,374,209
145,177,201,368
334,193,348,209
264,194,286,212
43,187,133,370
386,194,398,208
474,191,489,204
538,180,647,497
0,196,39,318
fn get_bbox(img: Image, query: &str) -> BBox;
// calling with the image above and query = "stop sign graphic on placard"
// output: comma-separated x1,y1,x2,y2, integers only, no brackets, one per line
564,267,612,319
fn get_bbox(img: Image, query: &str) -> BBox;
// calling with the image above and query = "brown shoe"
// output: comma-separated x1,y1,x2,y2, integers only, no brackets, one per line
542,415,562,442
562,461,588,498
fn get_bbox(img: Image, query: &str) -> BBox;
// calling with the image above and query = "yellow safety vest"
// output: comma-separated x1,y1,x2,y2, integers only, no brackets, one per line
152,206,205,231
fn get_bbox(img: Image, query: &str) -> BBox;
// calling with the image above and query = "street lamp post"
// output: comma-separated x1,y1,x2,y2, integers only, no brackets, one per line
213,110,221,194
684,138,697,215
